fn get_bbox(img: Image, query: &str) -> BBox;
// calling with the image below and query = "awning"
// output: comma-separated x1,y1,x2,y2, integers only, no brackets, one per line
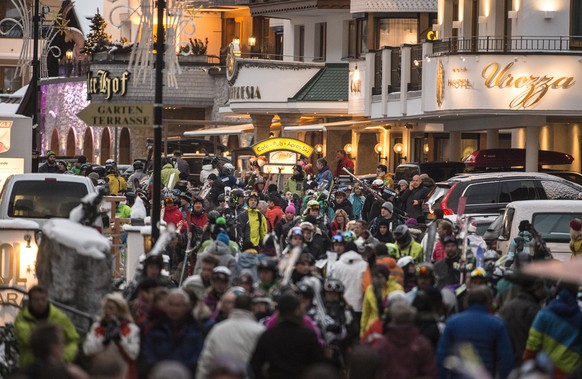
283,120,370,132
183,123,255,137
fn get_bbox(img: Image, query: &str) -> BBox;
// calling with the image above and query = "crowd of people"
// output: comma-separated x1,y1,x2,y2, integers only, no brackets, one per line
15,149,582,379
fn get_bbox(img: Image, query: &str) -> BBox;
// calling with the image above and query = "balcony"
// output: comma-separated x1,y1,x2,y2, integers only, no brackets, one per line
432,36,581,56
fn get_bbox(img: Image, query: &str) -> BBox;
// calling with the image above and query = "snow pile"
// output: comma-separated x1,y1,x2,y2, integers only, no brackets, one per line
147,224,176,257
131,196,147,219
0,219,40,230
43,218,110,259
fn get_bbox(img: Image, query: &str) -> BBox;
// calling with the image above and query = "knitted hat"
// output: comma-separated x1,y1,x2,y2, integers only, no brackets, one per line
46,150,56,158
570,218,582,232
285,204,296,214
381,202,393,213
217,230,230,245
180,192,192,203
207,173,218,181
398,179,408,186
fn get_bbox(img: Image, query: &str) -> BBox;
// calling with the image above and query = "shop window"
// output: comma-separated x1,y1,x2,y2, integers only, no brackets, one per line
315,23,327,61
377,18,418,48
0,66,22,94
461,133,480,159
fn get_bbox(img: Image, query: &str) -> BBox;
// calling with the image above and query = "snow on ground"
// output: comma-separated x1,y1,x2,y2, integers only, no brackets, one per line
43,218,110,259
0,219,40,230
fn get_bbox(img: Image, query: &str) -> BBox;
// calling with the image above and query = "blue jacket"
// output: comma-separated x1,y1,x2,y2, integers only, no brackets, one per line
141,316,204,373
219,174,245,188
437,304,514,379
316,167,333,189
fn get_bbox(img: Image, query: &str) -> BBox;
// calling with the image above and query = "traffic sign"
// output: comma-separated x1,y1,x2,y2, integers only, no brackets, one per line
76,103,154,127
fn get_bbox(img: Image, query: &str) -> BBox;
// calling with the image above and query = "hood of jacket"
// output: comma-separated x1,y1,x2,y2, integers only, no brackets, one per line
162,163,174,170
338,250,364,264
238,252,258,269
208,240,231,256
202,164,214,171
547,289,582,326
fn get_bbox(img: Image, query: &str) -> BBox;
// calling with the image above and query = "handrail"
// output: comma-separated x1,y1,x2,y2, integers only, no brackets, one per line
431,36,582,55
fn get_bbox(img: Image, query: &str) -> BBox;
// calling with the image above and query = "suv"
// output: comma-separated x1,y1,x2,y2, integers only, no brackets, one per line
423,172,582,219
394,161,465,183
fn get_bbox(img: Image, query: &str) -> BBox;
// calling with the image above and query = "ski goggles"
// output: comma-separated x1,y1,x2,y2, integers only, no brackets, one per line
332,235,344,243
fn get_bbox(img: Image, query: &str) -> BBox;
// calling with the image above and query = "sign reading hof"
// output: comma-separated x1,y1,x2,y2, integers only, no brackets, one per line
252,138,314,158
87,70,130,100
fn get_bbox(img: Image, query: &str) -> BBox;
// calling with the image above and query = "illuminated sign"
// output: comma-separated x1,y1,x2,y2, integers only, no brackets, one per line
436,61,445,108
427,31,439,40
269,151,297,165
448,79,473,89
87,70,130,100
481,62,575,109
0,120,12,153
252,138,314,157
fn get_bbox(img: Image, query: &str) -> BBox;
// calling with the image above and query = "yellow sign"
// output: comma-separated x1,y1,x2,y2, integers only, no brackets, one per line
88,70,130,100
252,138,314,157
77,103,154,127
482,62,575,109
427,31,439,40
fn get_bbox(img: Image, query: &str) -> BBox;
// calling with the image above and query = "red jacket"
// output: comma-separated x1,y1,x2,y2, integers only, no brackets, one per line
265,206,285,232
163,205,185,232
190,211,208,233
335,157,355,177
432,240,445,262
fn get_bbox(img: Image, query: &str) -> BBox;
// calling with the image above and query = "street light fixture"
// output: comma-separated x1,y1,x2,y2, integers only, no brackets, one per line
344,143,353,158
374,143,387,161
393,143,406,162
315,144,323,157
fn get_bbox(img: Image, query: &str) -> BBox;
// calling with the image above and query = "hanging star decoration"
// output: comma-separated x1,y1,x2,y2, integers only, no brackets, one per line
54,12,70,36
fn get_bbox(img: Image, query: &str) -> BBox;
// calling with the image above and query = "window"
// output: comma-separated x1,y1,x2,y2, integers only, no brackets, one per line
295,25,305,61
573,0,582,45
533,212,582,243
501,207,515,240
377,18,418,48
348,18,368,58
541,180,582,200
315,22,327,61
463,182,498,204
499,180,537,203
1,67,22,94
8,181,89,219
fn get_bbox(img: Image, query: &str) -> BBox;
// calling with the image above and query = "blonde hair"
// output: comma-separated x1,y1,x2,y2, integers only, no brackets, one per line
333,209,350,226
101,293,134,323
346,220,357,232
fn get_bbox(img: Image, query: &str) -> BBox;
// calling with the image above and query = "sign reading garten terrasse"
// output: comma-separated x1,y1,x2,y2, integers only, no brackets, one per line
77,103,154,127
252,138,314,157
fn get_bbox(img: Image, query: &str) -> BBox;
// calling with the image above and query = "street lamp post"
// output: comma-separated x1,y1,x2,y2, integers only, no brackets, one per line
31,0,40,170
151,0,166,243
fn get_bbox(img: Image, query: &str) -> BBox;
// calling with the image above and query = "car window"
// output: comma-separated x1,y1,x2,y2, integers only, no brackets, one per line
540,180,582,200
501,207,515,240
395,166,419,182
499,180,538,202
532,212,582,243
8,180,88,219
463,182,498,204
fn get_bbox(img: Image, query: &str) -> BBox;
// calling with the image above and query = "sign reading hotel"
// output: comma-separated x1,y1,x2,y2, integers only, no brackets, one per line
77,103,153,127
428,55,577,111
87,70,130,100
252,138,314,158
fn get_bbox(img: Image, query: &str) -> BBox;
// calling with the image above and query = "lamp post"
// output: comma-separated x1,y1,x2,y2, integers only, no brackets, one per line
151,0,166,243
31,0,40,170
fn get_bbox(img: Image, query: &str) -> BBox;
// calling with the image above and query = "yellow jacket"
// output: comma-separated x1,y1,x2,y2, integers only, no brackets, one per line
106,173,127,195
571,235,582,258
360,279,403,336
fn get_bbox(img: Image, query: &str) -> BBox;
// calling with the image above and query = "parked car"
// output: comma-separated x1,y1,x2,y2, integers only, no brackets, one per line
423,172,582,219
0,173,96,227
457,213,499,240
497,200,582,261
544,171,582,186
394,161,466,183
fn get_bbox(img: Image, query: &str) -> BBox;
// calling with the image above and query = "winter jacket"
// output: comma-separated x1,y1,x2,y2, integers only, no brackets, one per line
190,211,208,233
349,193,366,220
378,324,437,379
251,319,324,379
437,304,514,379
361,280,403,336
284,176,305,198
329,221,347,237
174,157,190,176
333,251,368,312
316,166,333,188
265,205,285,232
194,241,237,275
434,254,462,289
116,203,132,219
570,234,582,257
237,208,268,248
507,231,534,261
236,252,259,281
197,310,265,379
396,239,424,262
140,315,204,374
200,164,218,185
498,291,542,366
405,185,429,219
15,304,80,366
163,204,186,232
524,289,582,378
335,157,355,177
106,173,128,195
219,173,245,188
333,199,354,220
161,163,181,189
362,256,405,293
207,179,225,208
83,318,140,379
38,162,59,173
